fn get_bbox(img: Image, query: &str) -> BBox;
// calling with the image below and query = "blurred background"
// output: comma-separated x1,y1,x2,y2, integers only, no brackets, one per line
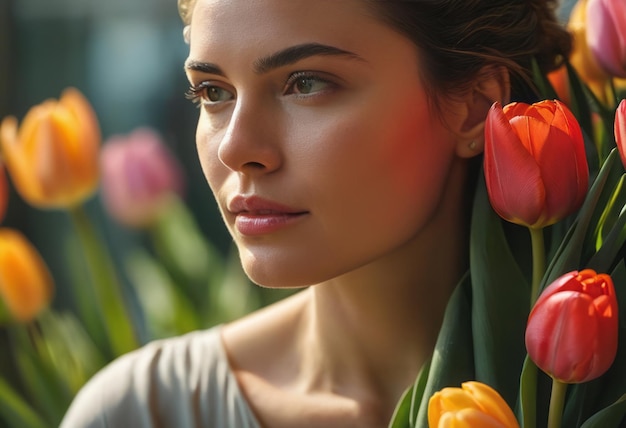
0,0,578,425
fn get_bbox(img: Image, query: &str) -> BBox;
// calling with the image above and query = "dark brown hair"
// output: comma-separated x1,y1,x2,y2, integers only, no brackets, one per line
363,0,571,103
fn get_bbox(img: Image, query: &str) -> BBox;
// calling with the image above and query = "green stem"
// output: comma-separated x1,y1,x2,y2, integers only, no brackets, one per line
547,379,568,428
69,205,138,356
529,227,545,307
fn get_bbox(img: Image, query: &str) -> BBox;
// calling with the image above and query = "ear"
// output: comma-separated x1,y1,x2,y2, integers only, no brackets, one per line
451,65,510,158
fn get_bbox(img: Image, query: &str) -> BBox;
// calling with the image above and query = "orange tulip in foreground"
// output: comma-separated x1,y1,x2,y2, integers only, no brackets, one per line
484,100,588,229
0,228,53,322
0,87,100,209
616,99,626,168
428,381,519,428
525,269,618,383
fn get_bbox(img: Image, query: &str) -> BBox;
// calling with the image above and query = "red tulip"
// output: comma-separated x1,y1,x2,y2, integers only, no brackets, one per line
586,0,626,78
100,128,185,228
525,269,618,383
616,99,626,168
484,100,589,229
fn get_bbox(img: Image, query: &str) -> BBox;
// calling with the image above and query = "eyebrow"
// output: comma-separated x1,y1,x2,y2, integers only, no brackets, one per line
185,43,365,76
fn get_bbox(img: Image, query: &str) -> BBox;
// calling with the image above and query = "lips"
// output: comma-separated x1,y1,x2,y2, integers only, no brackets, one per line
228,195,309,236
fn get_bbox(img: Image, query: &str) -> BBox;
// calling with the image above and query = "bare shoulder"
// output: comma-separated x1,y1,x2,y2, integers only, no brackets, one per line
221,288,311,377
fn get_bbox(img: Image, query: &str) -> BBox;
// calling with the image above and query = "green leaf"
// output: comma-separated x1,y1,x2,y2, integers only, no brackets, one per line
389,359,433,428
151,196,225,302
126,248,201,338
531,57,559,100
580,395,626,428
69,205,139,357
518,357,538,428
564,62,594,147
414,275,474,428
389,384,415,428
542,150,619,287
0,377,47,428
470,178,529,408
409,360,432,427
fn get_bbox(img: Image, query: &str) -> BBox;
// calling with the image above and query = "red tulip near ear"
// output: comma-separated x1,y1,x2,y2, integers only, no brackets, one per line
484,100,589,229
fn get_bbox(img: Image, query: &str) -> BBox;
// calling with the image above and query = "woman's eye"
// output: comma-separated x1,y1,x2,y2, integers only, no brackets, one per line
186,82,234,107
285,73,334,96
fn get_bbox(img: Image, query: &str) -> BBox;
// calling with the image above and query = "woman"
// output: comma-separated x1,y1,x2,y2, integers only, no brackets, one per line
62,0,571,426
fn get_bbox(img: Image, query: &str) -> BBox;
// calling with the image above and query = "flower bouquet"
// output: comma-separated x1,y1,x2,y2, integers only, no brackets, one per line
390,0,626,426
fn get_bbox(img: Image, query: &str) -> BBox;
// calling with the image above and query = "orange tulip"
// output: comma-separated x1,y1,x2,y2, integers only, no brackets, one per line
484,100,589,229
0,228,53,322
0,87,100,209
428,381,520,428
616,99,626,168
547,65,571,108
525,269,618,383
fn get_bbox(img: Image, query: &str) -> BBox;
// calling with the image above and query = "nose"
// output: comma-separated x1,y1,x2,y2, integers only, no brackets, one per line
217,100,282,175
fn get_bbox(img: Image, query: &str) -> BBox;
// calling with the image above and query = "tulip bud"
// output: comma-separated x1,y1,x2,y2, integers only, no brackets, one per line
100,128,185,228
525,269,618,383
616,99,626,168
484,100,589,229
428,381,520,428
585,0,626,78
0,228,54,322
0,87,100,209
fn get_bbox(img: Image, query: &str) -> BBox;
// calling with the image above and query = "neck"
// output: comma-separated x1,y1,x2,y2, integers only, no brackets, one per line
298,158,471,417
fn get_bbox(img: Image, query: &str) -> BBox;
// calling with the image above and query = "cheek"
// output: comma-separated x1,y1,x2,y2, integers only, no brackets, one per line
195,120,226,193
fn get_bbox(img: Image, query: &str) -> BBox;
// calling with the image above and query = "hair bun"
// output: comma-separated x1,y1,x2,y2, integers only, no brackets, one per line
529,0,572,71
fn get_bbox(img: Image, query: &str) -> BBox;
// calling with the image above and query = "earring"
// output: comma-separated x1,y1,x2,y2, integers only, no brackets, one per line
468,140,477,151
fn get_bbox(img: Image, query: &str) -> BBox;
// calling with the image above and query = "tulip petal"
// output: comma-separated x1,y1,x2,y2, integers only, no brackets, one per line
484,104,545,226
616,100,626,168
462,382,519,427
586,0,626,77
0,116,45,205
0,228,53,322
526,270,619,383
60,87,100,184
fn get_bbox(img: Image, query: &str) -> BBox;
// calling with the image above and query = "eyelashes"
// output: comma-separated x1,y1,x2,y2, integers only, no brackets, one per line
185,71,339,107
185,81,234,108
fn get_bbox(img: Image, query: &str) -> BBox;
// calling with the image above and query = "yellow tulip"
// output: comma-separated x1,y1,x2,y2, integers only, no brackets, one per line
568,0,613,102
0,228,53,322
428,381,520,428
0,87,100,209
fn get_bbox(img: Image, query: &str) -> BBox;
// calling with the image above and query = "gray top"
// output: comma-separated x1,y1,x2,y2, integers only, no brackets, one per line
60,326,261,428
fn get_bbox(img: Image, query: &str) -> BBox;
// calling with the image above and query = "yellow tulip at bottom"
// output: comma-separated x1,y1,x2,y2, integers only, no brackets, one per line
428,381,520,428
0,228,53,322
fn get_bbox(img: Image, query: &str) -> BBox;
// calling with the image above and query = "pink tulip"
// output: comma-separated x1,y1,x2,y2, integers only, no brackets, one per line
616,99,626,168
100,128,184,228
586,0,626,78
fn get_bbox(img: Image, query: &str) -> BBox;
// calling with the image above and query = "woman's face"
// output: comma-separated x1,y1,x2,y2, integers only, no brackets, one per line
186,0,462,287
